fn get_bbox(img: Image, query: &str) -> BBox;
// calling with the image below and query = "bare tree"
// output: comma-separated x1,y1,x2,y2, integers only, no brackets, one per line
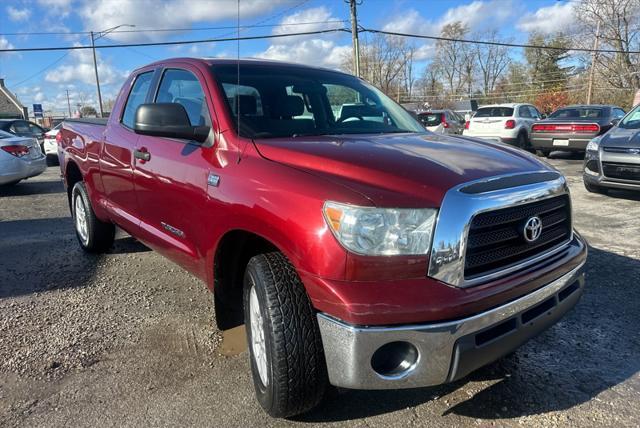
342,34,415,97
474,30,512,95
575,0,640,91
433,22,471,95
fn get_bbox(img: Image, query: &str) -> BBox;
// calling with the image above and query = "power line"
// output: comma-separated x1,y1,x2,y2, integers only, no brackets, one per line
0,19,347,37
11,52,70,87
0,28,349,53
362,28,640,55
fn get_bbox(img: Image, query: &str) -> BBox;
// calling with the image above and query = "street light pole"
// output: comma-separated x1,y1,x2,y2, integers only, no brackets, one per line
90,24,135,118
90,31,104,118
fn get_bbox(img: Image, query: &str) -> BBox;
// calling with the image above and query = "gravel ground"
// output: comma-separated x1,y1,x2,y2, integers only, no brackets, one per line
1,154,639,427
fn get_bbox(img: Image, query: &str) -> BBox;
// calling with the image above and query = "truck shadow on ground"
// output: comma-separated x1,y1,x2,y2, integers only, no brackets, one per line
0,218,149,299
298,247,639,422
0,180,64,197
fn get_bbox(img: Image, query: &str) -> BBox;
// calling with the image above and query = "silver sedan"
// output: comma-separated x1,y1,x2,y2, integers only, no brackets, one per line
0,130,47,186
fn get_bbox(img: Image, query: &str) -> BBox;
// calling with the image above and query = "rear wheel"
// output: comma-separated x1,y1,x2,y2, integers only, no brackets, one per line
516,132,529,150
536,149,551,158
72,182,115,252
0,180,21,187
584,181,608,195
243,252,328,418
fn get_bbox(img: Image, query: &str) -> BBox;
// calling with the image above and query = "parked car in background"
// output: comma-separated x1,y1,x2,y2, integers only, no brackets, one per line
462,103,543,149
583,104,640,194
43,123,62,160
417,109,465,134
531,105,625,157
0,129,46,186
0,119,48,152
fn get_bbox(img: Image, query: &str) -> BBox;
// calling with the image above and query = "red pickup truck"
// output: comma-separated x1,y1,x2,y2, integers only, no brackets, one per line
58,58,587,417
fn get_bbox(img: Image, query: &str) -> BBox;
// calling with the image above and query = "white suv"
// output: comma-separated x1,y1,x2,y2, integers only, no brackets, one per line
463,103,542,148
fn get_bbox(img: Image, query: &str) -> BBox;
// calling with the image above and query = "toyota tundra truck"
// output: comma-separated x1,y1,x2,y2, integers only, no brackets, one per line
58,58,587,418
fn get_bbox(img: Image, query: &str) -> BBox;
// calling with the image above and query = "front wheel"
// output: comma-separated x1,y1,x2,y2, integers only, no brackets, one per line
72,182,115,252
243,252,328,418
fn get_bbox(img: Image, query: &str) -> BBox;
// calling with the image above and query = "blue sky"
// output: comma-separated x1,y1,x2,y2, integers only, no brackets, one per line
0,0,577,115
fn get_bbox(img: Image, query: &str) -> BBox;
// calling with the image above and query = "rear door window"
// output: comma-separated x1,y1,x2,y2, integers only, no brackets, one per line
10,121,30,134
474,107,514,118
518,106,531,118
155,69,211,126
121,71,154,129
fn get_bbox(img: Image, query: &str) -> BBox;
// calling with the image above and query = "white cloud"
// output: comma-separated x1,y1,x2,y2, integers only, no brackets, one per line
45,44,126,86
0,37,15,50
272,6,344,37
37,0,73,16
259,39,351,68
79,0,289,42
517,3,576,35
384,1,516,36
0,37,16,56
7,6,31,22
257,6,350,68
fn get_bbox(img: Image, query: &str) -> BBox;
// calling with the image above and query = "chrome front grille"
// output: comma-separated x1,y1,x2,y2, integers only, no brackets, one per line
464,195,571,279
428,171,572,288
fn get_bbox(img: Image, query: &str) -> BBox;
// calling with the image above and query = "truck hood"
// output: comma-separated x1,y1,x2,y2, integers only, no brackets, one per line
599,126,640,148
253,132,552,207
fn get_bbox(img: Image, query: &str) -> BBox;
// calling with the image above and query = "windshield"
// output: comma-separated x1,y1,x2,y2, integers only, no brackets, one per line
212,64,425,139
619,105,640,129
549,107,604,119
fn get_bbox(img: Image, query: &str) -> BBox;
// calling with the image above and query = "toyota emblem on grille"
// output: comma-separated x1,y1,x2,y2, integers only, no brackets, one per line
523,216,542,243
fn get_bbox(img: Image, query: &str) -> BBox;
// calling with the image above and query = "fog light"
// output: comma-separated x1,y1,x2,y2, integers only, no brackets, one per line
585,159,600,174
371,341,419,378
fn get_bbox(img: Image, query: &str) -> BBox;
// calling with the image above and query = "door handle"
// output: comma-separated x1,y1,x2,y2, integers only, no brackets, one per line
134,149,150,162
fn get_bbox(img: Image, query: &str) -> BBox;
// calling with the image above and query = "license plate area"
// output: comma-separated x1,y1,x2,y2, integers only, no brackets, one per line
553,139,570,146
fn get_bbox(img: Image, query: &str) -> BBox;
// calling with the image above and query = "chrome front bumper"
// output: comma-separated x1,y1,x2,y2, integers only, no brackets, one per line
317,260,585,390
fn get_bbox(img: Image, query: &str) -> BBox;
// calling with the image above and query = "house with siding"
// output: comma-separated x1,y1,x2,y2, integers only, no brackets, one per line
0,78,26,119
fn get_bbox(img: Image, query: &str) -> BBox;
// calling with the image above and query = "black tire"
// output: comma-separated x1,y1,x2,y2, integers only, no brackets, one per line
535,149,551,158
243,252,328,418
516,131,528,149
1,180,21,187
584,181,608,195
71,182,115,252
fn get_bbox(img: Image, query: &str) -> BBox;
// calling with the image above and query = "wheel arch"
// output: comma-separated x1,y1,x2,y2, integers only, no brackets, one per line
65,159,83,211
211,228,287,331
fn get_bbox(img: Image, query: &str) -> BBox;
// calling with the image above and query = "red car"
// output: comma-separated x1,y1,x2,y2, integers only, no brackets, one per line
58,58,587,418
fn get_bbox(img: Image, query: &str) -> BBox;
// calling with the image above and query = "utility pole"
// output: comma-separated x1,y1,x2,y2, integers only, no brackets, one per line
90,31,104,118
349,0,360,77
90,24,135,118
586,20,600,105
66,89,72,117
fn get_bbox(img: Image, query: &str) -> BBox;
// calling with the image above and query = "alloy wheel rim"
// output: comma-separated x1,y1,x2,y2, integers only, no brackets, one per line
74,196,89,245
249,285,268,386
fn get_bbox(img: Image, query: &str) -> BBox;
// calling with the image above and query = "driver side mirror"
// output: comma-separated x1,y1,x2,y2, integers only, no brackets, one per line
611,118,620,126
134,103,210,143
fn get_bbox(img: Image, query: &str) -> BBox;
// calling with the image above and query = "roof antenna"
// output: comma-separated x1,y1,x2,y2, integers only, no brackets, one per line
236,0,240,140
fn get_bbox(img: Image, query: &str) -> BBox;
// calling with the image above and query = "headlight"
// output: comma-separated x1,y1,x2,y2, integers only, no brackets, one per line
586,137,601,152
323,201,437,255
